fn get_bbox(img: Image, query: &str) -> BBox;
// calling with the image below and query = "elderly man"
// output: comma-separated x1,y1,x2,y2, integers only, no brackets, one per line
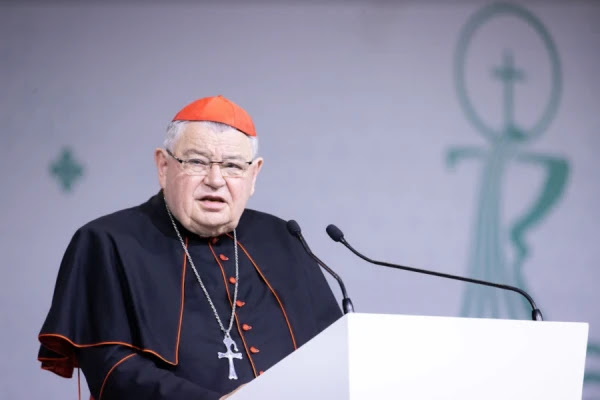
38,96,342,400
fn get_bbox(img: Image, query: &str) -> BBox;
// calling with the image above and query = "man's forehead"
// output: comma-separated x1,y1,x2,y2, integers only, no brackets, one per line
176,123,252,152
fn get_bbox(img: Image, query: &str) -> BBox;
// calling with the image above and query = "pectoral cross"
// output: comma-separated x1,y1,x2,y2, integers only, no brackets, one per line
218,334,243,380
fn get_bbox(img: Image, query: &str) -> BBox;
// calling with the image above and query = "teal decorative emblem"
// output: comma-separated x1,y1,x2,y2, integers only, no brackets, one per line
448,2,598,389
50,147,84,192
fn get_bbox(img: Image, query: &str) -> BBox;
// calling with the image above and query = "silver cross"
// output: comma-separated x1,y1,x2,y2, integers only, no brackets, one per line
218,334,243,380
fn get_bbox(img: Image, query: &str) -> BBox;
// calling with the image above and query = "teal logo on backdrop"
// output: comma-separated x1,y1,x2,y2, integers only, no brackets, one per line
448,2,598,388
450,1,565,320
50,147,84,192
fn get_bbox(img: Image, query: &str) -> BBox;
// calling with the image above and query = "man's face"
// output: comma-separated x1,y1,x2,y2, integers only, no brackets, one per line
155,122,263,237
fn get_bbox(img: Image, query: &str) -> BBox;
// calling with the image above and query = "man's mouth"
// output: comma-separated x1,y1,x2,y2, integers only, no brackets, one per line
199,195,226,203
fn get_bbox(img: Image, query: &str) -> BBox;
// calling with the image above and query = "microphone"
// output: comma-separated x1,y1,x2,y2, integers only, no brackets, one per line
287,220,354,314
326,224,543,321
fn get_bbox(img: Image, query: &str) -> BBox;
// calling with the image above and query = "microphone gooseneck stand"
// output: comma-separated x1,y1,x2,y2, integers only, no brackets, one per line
326,224,543,321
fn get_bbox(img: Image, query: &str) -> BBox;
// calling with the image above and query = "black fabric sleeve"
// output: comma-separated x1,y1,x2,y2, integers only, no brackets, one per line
306,261,344,333
78,345,223,400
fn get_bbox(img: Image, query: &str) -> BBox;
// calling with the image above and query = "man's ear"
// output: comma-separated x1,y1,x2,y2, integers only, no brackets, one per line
249,157,264,196
154,148,168,189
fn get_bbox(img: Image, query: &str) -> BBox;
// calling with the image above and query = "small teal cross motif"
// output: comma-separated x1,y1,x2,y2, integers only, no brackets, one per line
50,148,84,193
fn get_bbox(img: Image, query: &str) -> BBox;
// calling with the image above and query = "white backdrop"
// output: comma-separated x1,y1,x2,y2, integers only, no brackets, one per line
1,0,599,398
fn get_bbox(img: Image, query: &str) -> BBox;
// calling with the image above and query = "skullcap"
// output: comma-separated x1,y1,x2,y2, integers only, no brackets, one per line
172,95,256,137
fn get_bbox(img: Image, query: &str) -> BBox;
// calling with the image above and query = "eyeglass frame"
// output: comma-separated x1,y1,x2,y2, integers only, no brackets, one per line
165,148,254,177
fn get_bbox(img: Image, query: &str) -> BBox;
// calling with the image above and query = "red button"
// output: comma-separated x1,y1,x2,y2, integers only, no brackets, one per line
229,277,236,284
259,371,264,375
219,254,229,261
211,237,218,244
242,324,252,331
236,300,245,307
250,346,260,354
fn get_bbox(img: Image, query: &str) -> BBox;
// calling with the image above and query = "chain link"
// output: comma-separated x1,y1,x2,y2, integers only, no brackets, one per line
164,198,239,337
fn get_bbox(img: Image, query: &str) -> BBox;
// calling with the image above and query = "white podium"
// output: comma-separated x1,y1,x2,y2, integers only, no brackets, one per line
232,313,588,400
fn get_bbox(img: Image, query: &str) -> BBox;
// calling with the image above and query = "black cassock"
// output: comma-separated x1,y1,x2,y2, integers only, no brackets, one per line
38,192,342,399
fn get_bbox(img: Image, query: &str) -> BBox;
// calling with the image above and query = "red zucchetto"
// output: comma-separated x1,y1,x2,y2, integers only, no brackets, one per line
172,95,256,137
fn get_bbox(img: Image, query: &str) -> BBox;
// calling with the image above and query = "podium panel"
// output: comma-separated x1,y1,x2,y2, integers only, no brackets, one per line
232,313,588,400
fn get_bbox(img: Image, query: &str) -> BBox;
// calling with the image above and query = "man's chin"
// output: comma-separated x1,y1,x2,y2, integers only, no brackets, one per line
190,216,236,237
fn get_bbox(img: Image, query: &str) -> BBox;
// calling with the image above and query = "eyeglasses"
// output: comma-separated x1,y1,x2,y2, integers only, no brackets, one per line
166,149,253,178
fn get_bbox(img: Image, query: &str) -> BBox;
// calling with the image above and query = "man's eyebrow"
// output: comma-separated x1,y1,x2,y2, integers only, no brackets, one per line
181,149,210,157
221,154,249,161
181,149,249,160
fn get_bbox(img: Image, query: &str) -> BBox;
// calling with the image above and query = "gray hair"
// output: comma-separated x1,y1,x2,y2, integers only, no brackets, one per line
164,120,259,159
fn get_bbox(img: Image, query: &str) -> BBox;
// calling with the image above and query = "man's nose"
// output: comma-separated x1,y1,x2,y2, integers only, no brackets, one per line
203,164,226,188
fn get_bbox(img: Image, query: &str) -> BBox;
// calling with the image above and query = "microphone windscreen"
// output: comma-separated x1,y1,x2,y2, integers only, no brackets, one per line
286,220,302,236
326,224,344,242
